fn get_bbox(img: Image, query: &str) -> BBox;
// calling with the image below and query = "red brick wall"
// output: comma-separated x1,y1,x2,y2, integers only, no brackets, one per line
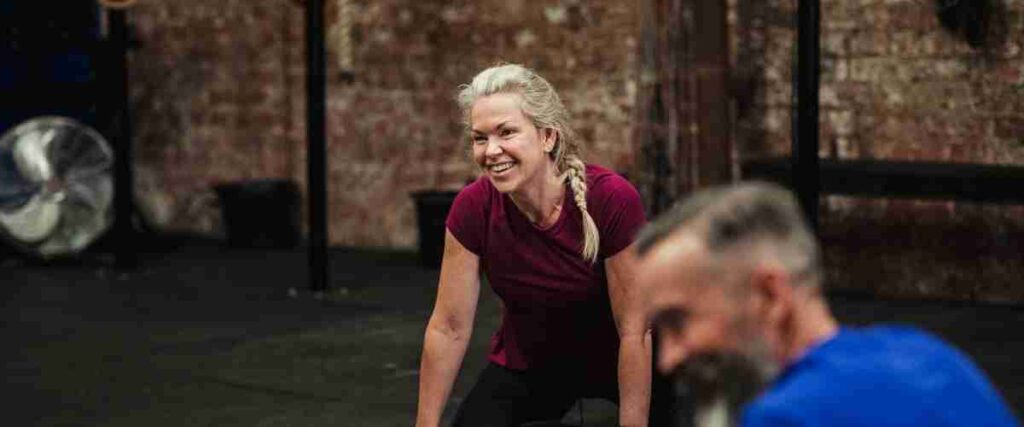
130,0,304,234
732,0,1024,302
128,0,640,247
736,0,1024,163
127,0,1023,302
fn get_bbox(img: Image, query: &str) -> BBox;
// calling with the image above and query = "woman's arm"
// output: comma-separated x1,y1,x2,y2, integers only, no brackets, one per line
607,243,652,427
416,229,482,427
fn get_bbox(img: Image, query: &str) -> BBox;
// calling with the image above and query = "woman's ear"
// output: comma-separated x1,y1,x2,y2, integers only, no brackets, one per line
543,128,558,153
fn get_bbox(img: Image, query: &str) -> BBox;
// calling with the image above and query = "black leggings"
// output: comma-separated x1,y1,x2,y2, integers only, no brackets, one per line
451,363,615,427
452,362,677,427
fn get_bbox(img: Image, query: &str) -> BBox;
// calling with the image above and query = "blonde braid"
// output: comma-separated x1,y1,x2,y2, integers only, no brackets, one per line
565,156,599,264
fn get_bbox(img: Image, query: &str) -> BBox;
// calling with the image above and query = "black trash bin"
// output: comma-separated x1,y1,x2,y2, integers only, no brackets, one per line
214,179,301,249
411,190,459,268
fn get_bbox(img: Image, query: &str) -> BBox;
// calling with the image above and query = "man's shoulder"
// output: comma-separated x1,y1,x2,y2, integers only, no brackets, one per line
822,325,967,373
771,326,972,393
743,326,1018,427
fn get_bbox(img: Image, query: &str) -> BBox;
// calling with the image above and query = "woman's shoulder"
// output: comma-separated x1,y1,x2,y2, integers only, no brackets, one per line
582,164,647,256
452,174,497,209
445,175,495,255
584,164,638,196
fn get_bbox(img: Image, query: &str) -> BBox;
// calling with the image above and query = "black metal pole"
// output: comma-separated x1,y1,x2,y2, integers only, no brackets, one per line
108,9,136,269
794,0,820,230
306,0,328,293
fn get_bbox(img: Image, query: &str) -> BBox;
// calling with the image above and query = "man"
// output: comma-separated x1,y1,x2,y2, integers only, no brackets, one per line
633,182,1019,427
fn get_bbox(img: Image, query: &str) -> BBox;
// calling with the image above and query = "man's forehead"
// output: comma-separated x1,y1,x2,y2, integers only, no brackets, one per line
645,228,706,269
637,229,705,301
640,231,733,325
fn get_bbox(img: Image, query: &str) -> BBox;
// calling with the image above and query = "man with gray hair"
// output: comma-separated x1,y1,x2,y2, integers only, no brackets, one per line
634,182,1018,426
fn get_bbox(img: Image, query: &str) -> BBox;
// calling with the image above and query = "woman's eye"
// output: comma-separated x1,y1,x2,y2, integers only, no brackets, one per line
472,136,487,144
499,128,514,137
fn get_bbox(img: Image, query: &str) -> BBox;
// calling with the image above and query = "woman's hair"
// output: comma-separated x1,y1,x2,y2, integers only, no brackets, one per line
457,64,599,263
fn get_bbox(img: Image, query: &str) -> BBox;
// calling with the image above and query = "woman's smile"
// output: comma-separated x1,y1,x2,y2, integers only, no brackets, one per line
487,161,516,175
470,93,552,194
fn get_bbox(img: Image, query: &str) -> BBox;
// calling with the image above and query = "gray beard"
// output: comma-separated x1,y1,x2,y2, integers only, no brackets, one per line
670,350,779,427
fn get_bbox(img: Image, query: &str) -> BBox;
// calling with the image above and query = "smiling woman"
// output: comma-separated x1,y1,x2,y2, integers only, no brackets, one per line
459,65,599,262
468,93,563,226
414,64,662,427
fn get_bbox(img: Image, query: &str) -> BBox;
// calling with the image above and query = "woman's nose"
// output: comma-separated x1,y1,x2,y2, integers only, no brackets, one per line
484,137,503,157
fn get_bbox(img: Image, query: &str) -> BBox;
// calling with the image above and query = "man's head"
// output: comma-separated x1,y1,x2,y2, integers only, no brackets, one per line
635,182,824,383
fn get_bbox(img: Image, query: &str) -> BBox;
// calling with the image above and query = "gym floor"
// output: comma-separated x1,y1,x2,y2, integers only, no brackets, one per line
3,238,1022,426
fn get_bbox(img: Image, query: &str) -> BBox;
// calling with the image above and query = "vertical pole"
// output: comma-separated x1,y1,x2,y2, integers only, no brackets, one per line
692,0,732,189
108,8,136,269
794,0,820,230
306,0,328,293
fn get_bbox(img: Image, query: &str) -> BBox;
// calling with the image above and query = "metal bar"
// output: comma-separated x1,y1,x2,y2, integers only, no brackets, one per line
794,0,821,229
108,8,136,270
692,0,732,189
306,0,328,293
743,158,1024,204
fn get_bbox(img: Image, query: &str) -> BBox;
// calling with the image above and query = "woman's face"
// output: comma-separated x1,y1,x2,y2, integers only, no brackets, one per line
469,93,555,194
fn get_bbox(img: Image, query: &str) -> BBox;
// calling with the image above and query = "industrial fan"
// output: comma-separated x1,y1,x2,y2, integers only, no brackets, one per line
0,116,114,258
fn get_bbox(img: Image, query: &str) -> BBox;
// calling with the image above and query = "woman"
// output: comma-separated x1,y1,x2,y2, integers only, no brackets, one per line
416,64,652,427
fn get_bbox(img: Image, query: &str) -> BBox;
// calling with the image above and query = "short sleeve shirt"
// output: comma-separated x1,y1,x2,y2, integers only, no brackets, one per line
446,164,646,380
742,326,1019,427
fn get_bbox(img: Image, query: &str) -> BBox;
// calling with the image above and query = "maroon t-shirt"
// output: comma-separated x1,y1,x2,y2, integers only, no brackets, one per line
445,164,646,382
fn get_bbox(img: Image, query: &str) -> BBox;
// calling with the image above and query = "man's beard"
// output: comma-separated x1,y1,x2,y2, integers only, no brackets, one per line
669,338,780,427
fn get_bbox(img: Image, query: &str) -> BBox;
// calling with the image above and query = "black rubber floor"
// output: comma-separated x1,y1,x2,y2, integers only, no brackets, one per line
3,238,1021,425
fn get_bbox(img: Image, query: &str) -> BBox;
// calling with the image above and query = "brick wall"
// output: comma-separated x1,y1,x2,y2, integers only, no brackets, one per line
128,0,640,248
127,0,1022,301
130,0,304,234
733,0,1024,302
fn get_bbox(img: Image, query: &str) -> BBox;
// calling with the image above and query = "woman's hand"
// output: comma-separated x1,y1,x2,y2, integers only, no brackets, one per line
607,243,652,427
415,230,481,427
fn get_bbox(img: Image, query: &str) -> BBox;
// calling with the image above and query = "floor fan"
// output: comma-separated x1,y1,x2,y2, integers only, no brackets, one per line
0,116,114,258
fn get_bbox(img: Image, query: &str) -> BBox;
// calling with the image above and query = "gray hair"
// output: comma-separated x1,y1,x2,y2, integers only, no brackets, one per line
457,64,599,263
636,182,822,287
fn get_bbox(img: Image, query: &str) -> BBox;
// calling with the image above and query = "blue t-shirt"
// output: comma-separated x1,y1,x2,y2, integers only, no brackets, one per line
742,326,1019,427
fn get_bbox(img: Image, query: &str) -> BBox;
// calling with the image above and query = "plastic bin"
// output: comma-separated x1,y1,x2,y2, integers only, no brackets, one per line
411,190,459,268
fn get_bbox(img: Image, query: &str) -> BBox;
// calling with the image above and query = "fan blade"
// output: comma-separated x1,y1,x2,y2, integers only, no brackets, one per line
63,174,113,212
12,128,54,183
52,126,114,178
0,151,41,210
0,193,61,243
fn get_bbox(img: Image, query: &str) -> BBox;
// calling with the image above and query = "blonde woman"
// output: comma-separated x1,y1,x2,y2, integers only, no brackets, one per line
416,64,654,426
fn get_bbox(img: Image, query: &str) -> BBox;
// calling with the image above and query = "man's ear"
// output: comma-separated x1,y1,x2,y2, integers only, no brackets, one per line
750,266,793,327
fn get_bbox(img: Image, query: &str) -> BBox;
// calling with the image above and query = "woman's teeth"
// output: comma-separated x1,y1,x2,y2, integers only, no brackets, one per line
490,162,514,173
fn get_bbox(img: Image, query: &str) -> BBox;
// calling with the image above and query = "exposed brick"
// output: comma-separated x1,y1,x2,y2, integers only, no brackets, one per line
127,0,1024,301
994,117,1024,140
128,0,640,247
820,196,1024,302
